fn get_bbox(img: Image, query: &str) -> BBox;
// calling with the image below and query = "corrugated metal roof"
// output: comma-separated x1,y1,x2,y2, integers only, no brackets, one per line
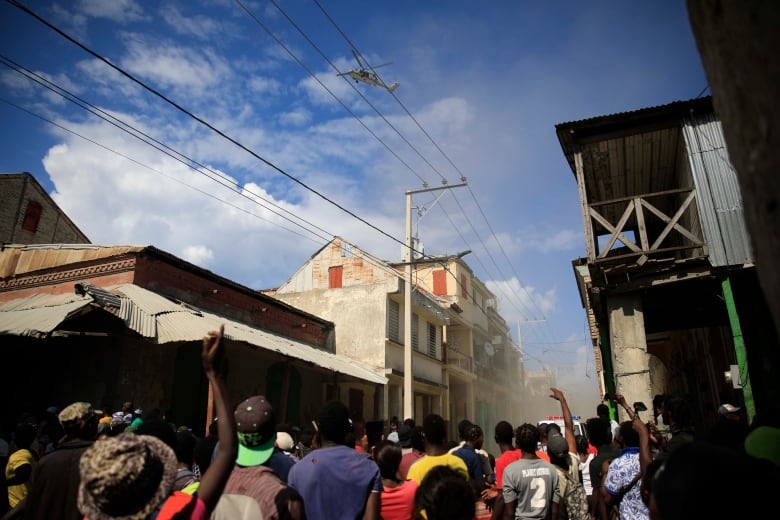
0,292,93,338
0,284,386,385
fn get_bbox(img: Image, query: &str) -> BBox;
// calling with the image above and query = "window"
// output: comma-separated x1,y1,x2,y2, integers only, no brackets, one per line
21,200,42,233
329,266,343,288
411,313,419,351
427,322,437,358
388,300,400,343
460,273,469,300
433,269,447,295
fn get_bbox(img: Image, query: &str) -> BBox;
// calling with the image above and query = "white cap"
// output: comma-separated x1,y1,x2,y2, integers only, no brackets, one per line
276,431,295,452
718,403,740,415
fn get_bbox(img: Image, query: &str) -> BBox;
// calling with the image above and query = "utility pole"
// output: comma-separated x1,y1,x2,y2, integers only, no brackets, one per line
516,319,545,381
404,182,466,422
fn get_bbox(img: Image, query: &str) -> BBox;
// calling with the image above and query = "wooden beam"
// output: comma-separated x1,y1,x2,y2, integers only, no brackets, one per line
597,200,640,257
575,151,597,261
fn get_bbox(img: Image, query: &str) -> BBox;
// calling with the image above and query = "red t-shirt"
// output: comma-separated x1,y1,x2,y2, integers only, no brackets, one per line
380,479,418,520
494,449,522,487
399,451,425,480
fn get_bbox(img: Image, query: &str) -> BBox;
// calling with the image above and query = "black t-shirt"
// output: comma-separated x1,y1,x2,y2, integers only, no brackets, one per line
589,444,621,489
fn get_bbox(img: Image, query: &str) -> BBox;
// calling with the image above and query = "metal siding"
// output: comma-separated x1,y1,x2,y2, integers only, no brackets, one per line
684,114,753,267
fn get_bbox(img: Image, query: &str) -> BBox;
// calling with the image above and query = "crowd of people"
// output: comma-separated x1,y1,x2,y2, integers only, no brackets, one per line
2,324,779,519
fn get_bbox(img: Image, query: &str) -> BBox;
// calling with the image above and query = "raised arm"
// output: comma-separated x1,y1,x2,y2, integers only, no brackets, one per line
614,394,635,421
195,324,237,513
631,416,651,477
550,387,577,454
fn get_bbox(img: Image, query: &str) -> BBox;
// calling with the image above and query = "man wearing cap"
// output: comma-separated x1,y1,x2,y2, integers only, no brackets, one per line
212,395,305,519
19,402,97,520
395,424,412,455
704,403,748,450
288,400,382,520
549,388,581,484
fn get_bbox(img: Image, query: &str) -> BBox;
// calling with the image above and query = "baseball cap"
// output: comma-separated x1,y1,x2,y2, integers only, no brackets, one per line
718,403,740,415
547,431,569,459
234,395,277,466
276,431,295,452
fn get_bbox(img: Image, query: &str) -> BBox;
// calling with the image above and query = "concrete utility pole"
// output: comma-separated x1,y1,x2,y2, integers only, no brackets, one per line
404,183,466,422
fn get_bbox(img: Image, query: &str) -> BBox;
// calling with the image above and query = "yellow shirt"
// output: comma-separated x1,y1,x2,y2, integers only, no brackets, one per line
406,453,469,485
5,448,36,507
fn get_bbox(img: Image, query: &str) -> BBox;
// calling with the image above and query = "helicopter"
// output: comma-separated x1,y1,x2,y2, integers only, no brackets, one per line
337,49,399,93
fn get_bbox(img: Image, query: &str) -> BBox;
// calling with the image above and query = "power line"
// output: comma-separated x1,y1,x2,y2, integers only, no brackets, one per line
309,0,552,325
263,0,451,187
0,54,332,243
5,0,408,253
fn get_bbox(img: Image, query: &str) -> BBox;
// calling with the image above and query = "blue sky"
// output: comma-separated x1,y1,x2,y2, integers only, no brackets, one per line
0,0,707,416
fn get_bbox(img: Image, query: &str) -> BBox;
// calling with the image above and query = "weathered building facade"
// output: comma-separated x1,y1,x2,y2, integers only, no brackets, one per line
0,243,385,434
557,96,779,429
268,237,521,451
0,172,89,245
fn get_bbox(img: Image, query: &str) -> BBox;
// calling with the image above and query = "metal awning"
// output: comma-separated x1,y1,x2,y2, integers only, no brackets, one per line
0,283,386,385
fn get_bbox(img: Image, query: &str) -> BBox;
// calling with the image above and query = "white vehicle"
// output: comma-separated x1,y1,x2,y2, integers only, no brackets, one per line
537,415,586,439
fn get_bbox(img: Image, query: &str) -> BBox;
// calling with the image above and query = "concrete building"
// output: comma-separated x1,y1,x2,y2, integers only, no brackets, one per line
0,172,89,244
557,96,780,429
268,236,522,450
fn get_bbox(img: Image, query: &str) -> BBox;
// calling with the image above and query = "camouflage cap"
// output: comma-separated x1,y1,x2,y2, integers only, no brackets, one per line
59,402,94,424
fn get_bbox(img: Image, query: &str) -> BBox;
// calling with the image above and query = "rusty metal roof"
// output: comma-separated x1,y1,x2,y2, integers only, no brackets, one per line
0,283,387,384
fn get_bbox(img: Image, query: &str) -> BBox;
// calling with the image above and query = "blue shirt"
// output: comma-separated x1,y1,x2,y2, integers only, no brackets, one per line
288,444,381,520
267,449,295,483
452,444,483,481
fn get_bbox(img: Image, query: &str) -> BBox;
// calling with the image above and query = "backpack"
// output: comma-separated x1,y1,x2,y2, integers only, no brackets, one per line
557,468,590,520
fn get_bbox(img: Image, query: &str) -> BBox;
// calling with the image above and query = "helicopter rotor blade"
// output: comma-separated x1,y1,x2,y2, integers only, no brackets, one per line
373,61,393,69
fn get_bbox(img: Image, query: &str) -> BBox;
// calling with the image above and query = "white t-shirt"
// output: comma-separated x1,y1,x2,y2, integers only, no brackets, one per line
579,453,594,496
610,420,620,441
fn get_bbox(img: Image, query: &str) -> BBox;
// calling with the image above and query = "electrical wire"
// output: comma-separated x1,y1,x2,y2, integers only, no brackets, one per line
5,0,409,253
309,0,553,326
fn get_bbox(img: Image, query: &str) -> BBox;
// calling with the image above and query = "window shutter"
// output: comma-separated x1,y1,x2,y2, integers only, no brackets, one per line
427,323,437,358
329,266,343,288
21,200,43,233
388,300,400,343
433,269,447,295
411,313,419,351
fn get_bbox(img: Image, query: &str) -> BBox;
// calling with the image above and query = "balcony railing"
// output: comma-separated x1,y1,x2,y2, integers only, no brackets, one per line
585,187,707,264
446,349,474,374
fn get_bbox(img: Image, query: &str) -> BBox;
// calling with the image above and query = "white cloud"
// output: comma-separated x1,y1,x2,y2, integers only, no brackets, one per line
278,108,312,127
181,245,214,266
119,34,231,95
160,5,224,39
76,0,145,23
